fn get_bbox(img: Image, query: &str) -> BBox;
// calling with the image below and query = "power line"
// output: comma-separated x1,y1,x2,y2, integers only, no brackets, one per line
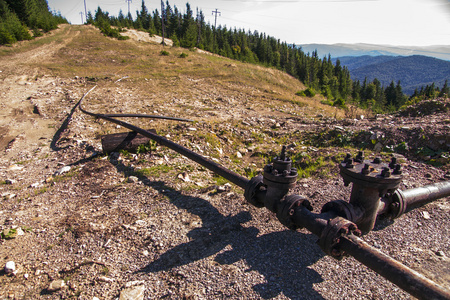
80,11,84,24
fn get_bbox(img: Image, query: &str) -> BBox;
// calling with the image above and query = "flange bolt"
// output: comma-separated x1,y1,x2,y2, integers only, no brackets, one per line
355,151,364,163
345,159,354,168
389,157,397,169
361,164,370,175
373,157,381,164
381,167,391,177
393,164,402,175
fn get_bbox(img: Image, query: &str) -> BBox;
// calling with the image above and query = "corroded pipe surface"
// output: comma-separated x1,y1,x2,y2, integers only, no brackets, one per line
398,181,450,213
339,234,450,300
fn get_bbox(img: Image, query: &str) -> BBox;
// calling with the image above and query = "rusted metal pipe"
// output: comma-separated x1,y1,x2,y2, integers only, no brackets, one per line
339,234,450,300
79,87,249,189
79,87,450,299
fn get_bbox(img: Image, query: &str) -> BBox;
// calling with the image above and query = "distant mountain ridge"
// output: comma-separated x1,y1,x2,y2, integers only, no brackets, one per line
332,55,450,95
299,43,450,61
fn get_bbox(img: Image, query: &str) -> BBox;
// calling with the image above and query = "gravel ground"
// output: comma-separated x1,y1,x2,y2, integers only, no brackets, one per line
0,25,449,300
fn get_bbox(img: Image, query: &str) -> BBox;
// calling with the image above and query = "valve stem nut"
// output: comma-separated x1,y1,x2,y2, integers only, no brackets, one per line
345,159,354,168
361,164,370,175
389,157,397,169
393,164,402,175
381,167,391,177
355,151,364,163
343,153,351,163
290,168,298,176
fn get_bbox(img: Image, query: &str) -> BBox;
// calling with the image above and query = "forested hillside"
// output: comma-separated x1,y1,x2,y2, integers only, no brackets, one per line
87,1,449,113
336,55,450,95
0,0,66,44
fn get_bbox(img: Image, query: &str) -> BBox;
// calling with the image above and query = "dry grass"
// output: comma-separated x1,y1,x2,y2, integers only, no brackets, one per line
26,25,346,119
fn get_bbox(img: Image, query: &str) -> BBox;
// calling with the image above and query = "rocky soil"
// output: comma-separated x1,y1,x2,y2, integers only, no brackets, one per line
0,25,449,299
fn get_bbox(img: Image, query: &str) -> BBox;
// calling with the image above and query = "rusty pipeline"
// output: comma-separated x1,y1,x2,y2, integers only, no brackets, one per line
79,87,450,300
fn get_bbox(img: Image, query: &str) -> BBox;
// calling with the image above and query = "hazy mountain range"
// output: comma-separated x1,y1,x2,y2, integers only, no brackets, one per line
299,43,450,61
297,44,450,95
331,55,450,95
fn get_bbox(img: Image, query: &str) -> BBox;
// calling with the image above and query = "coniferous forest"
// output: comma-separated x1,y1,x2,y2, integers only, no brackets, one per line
0,0,67,44
1,0,447,114
86,1,449,113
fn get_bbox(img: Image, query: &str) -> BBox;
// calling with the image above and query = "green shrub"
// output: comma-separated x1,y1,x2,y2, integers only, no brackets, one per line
179,52,188,58
296,87,316,98
160,50,170,56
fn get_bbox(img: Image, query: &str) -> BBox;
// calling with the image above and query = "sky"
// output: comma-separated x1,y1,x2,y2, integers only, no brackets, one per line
47,0,450,46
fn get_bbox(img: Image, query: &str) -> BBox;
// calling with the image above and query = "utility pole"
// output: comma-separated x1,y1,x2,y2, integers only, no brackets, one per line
212,9,221,48
161,0,166,46
126,0,132,19
196,8,202,47
79,12,84,24
212,9,221,29
83,0,87,21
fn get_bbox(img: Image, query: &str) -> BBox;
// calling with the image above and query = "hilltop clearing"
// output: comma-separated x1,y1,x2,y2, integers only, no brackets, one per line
0,25,449,299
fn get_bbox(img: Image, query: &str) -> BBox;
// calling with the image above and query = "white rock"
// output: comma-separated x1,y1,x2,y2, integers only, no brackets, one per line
7,165,23,171
48,279,65,292
98,276,114,283
236,151,243,158
30,182,41,188
120,285,145,300
5,261,15,274
128,176,139,183
55,165,71,176
422,211,431,219
5,179,16,184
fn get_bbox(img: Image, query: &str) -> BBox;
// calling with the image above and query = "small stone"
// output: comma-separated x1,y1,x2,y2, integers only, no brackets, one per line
374,142,383,152
5,179,16,185
142,250,149,256
128,176,139,183
30,182,41,188
93,297,100,300
425,173,432,178
24,273,29,279
422,211,431,219
120,285,145,300
436,251,445,257
7,165,23,171
134,220,147,227
236,151,242,158
4,261,15,274
98,276,114,283
54,165,71,176
177,172,190,182
187,127,197,131
48,279,65,292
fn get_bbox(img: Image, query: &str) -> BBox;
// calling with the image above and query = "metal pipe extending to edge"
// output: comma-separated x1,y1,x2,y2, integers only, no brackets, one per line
78,86,450,300
78,86,249,189
397,181,450,213
340,234,450,300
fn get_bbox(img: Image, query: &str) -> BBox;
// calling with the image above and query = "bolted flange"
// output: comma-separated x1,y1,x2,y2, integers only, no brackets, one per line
339,156,403,233
263,146,297,190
